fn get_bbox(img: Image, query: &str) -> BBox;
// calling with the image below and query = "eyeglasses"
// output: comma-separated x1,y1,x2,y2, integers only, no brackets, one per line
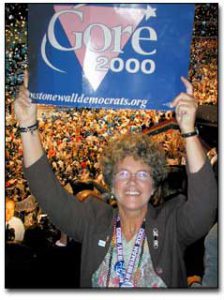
114,169,152,182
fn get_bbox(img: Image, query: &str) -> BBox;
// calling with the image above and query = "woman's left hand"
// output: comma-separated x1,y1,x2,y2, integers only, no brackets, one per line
171,77,198,134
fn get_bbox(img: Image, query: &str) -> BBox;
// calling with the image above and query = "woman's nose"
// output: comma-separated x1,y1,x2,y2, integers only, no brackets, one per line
127,173,138,184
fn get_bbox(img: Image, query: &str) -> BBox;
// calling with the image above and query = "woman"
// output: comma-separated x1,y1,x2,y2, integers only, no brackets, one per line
14,73,217,287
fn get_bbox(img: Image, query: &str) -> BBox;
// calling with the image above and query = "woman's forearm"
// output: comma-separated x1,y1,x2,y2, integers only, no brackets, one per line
184,135,206,173
20,128,44,168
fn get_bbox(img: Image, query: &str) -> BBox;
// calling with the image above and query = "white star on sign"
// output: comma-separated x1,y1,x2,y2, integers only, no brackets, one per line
145,5,157,21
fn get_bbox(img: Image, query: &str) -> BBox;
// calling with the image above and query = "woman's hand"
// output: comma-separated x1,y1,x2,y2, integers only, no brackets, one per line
14,71,43,167
14,70,37,127
171,77,206,172
171,77,198,134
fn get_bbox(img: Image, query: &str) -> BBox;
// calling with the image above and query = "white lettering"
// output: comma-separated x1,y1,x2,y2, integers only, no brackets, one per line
132,26,157,55
46,9,157,55
48,9,83,51
112,26,132,53
84,24,111,52
43,8,158,76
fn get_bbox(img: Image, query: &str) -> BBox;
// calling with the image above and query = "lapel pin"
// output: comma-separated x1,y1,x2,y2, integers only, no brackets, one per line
98,240,106,247
153,228,159,249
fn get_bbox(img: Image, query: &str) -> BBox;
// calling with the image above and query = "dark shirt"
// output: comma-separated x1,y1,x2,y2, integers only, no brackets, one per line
24,155,217,288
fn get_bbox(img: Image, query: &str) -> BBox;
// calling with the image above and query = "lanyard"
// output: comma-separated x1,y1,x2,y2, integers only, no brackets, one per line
115,215,145,287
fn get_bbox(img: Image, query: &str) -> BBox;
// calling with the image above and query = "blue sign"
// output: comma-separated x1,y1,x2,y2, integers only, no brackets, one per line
28,3,195,110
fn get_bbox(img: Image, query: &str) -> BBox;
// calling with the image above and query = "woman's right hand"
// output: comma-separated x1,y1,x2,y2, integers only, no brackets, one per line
14,70,37,127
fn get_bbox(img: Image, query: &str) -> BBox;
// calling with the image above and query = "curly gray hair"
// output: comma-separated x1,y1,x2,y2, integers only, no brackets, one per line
100,133,168,201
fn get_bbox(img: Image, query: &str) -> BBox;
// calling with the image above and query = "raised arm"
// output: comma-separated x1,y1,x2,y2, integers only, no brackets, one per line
14,72,112,242
171,78,217,243
171,77,206,172
14,71,43,167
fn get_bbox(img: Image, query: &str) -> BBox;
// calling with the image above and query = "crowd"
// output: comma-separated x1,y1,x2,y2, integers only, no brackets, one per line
6,109,176,205
190,39,218,105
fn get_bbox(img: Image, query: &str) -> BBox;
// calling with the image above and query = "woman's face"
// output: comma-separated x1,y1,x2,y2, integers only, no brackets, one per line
112,156,154,213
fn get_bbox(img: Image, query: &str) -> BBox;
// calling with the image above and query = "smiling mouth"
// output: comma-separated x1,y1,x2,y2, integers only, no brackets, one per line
125,191,140,196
